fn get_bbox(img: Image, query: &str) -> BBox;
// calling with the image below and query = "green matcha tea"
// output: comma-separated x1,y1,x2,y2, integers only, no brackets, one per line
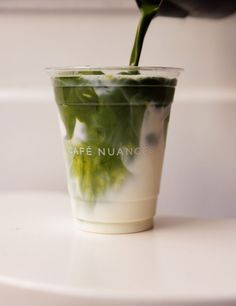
48,0,182,233
49,67,181,233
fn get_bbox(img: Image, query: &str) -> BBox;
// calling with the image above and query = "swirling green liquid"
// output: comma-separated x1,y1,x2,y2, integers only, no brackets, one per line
54,74,176,203
53,1,177,204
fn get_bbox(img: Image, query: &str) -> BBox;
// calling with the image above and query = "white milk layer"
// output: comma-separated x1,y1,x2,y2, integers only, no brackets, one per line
66,104,171,223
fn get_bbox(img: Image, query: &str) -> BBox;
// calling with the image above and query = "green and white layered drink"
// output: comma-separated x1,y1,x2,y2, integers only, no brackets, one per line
49,67,181,233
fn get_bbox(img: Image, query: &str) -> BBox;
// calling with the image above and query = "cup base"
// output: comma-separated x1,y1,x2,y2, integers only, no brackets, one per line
75,218,153,234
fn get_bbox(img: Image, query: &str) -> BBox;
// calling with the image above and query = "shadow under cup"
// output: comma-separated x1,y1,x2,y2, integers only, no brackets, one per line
48,66,182,234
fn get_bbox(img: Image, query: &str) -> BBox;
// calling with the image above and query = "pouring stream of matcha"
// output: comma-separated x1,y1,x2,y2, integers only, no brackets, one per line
129,0,164,66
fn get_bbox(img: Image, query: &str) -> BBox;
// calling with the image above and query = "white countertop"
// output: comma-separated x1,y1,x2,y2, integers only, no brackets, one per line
0,192,236,306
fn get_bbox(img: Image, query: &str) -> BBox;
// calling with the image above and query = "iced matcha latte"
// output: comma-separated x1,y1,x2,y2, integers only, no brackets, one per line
49,67,181,233
48,0,182,233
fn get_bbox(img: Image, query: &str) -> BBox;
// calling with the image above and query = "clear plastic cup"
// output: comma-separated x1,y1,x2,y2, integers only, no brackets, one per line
48,66,182,234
